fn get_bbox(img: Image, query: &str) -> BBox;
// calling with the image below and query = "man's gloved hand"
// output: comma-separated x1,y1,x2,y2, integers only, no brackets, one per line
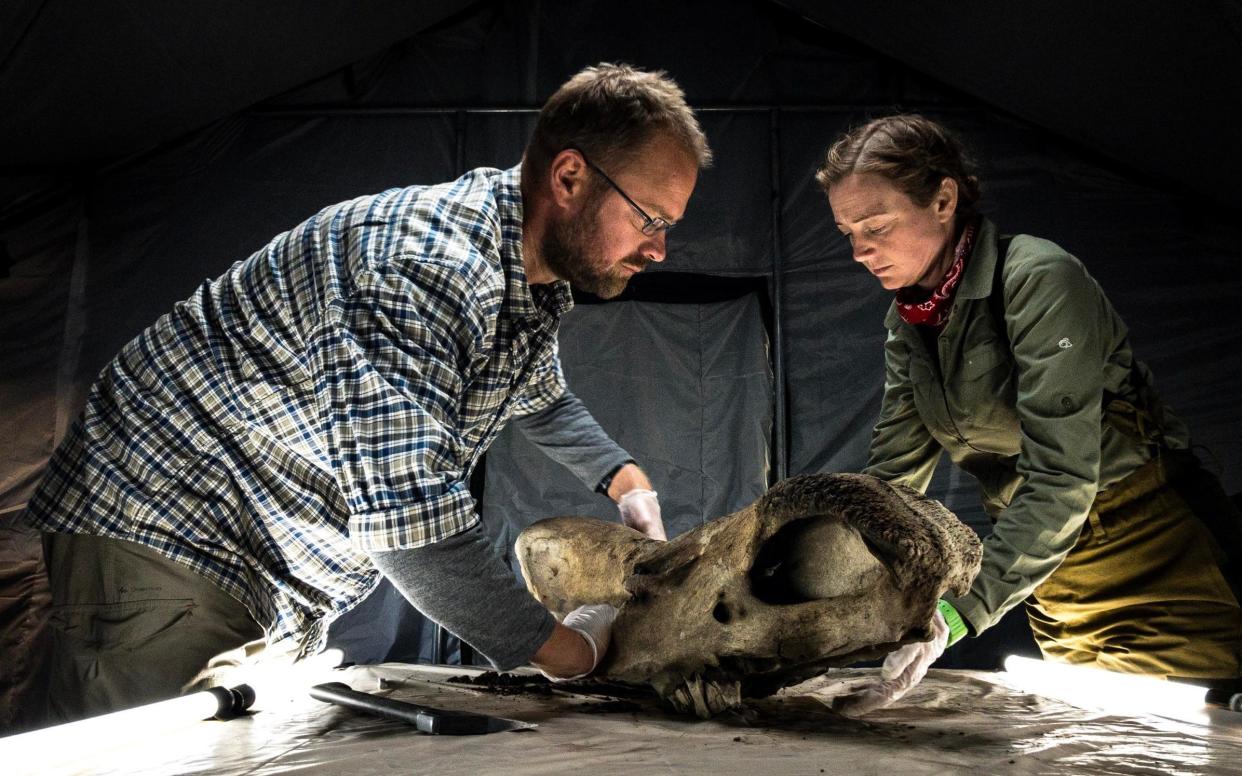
617,489,667,540
545,603,618,682
831,606,950,717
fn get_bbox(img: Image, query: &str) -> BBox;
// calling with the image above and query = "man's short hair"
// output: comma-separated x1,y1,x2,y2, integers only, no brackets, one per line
523,63,712,186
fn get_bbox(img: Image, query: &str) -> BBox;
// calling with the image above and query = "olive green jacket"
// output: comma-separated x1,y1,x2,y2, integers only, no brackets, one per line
863,218,1189,634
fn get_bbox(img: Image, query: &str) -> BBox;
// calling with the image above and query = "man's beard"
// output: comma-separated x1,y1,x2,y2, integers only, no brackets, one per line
541,200,649,300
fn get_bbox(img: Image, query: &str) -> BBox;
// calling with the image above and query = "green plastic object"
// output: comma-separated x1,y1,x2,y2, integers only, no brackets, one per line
938,599,969,647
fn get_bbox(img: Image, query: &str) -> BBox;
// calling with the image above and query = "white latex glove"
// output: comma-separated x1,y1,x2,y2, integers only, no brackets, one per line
832,608,950,716
547,603,618,681
617,488,667,540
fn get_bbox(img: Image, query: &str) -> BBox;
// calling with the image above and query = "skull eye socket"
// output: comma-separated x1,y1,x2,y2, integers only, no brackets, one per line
748,516,887,604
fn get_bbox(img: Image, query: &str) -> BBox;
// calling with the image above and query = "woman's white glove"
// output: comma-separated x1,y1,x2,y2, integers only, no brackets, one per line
546,603,618,682
831,608,949,716
617,489,667,540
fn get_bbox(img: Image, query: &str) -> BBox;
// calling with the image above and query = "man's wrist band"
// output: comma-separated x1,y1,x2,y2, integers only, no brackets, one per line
595,459,636,495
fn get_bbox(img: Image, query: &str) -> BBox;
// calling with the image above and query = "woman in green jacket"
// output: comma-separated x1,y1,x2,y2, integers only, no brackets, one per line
817,114,1242,714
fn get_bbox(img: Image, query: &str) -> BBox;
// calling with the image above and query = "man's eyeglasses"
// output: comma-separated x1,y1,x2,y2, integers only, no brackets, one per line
571,148,677,237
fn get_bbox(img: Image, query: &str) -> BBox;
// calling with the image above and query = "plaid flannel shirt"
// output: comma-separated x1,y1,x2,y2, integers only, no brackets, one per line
26,165,572,655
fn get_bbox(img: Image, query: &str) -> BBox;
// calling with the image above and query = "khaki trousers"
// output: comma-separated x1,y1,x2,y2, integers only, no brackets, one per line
41,532,266,724
1028,452,1242,679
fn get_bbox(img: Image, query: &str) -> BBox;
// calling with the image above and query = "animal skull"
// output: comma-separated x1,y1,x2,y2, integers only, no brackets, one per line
516,473,981,716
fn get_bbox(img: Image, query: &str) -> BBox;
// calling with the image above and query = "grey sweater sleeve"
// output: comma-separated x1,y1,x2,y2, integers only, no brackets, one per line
367,523,557,670
512,389,634,493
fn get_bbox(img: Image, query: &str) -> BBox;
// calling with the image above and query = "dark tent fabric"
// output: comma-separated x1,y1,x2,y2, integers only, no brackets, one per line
3,0,1240,731
775,0,1242,212
0,1,477,168
480,290,773,554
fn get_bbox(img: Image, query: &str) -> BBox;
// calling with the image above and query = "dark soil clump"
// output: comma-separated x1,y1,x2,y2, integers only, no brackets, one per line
446,671,555,696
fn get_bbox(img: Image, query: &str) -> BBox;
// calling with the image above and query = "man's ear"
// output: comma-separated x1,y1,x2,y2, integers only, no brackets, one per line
548,149,589,209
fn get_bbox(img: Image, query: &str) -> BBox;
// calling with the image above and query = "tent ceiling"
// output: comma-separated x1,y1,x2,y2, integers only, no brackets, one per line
0,0,477,170
774,0,1242,210
2,1,1238,210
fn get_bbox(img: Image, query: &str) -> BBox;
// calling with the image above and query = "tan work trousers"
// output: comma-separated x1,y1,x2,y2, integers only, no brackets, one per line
1028,452,1242,679
40,532,266,725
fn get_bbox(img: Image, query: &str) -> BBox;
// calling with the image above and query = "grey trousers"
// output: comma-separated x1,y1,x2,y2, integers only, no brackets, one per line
41,532,265,724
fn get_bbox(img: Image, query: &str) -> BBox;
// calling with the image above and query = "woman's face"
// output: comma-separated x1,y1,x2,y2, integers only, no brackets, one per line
827,172,958,291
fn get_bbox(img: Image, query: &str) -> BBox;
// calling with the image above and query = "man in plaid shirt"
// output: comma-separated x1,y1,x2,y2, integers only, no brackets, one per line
26,63,712,723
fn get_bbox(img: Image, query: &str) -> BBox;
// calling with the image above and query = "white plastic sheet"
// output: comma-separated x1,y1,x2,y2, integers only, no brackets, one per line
7,664,1241,776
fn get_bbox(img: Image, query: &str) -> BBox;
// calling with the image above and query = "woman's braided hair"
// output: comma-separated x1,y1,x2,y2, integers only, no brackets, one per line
815,114,981,217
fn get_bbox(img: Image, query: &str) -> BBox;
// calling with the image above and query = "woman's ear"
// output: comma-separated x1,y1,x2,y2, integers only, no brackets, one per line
935,177,959,223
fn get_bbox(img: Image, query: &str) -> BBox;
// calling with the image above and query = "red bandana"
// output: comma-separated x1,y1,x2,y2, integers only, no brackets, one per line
895,218,978,329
